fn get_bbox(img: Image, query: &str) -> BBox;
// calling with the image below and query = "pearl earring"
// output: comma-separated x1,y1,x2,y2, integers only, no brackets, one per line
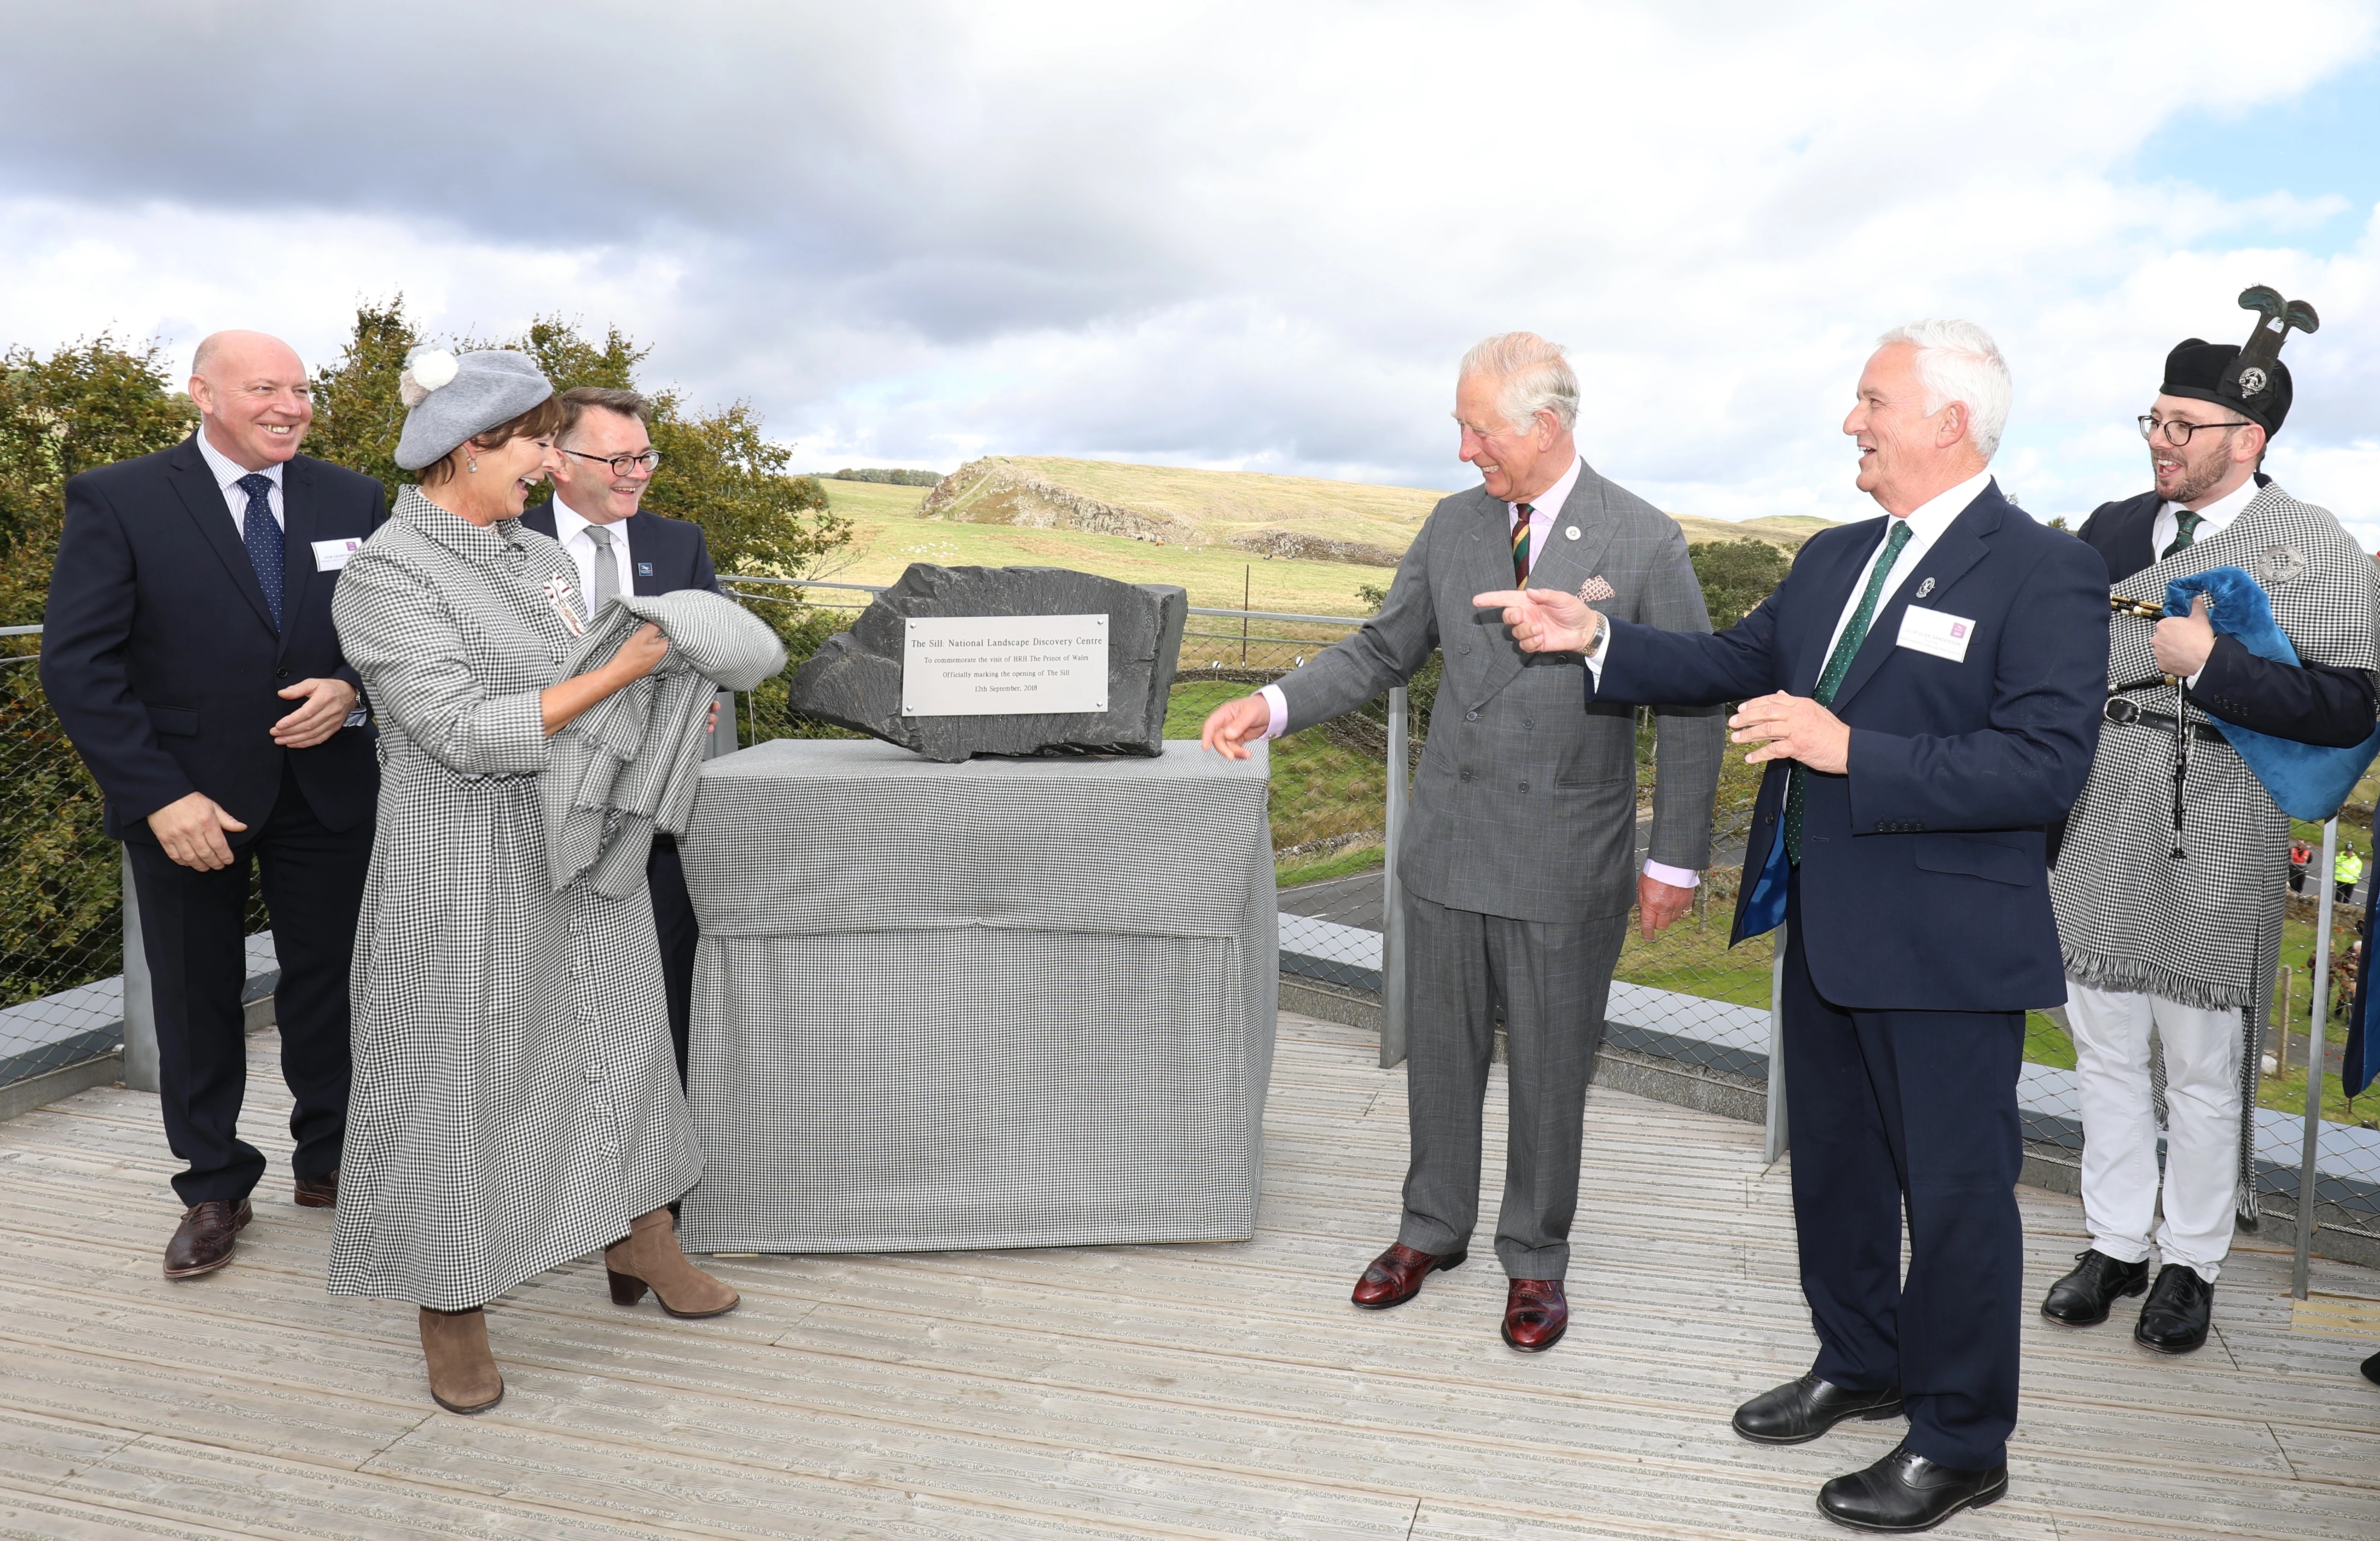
467,457,479,474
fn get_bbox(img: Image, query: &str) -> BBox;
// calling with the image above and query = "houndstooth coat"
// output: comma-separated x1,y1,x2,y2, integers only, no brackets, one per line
326,487,702,1311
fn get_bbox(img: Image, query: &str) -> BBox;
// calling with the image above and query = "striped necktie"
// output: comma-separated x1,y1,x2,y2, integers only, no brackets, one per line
1783,519,1913,863
2161,508,2203,561
1511,504,1533,585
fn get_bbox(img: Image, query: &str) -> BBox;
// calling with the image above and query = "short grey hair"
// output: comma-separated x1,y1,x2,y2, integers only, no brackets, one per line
1876,319,2012,460
1459,331,1578,434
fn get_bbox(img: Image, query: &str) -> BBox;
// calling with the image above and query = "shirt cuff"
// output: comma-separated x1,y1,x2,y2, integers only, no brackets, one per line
2185,666,2204,689
1643,858,1699,889
1258,684,1289,740
1583,615,1610,683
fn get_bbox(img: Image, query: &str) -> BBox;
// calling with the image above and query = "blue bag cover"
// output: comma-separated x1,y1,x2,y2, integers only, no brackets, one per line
2163,566,2380,822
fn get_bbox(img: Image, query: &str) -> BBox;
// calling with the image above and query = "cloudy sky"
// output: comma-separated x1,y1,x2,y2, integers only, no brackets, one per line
4,1,2377,533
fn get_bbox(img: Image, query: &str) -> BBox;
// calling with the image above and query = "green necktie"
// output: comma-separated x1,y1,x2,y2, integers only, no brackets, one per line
1784,519,1913,863
2160,508,2202,561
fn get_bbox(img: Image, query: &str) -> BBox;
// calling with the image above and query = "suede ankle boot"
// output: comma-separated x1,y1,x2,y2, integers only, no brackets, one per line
605,1207,739,1319
418,1306,503,1414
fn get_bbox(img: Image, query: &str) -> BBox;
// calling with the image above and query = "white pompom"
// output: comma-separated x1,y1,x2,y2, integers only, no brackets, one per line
410,349,459,390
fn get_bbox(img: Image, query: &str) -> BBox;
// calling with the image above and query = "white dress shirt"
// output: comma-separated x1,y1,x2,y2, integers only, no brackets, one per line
194,430,284,532
550,494,637,611
2153,474,2258,561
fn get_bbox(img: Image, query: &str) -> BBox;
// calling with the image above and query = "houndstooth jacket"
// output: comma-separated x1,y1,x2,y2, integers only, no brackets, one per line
2055,483,2380,1013
326,487,702,1311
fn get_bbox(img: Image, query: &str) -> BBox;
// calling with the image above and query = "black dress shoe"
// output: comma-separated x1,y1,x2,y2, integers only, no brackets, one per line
1818,1444,2006,1533
1733,1371,1904,1445
2040,1248,2149,1327
2133,1263,2213,1354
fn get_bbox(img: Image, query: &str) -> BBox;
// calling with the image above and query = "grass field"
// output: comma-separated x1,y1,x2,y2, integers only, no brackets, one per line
818,480,1398,617
815,464,1835,617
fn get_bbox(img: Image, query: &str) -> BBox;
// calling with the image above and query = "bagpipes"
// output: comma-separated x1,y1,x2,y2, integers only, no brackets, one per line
2114,570,2380,1099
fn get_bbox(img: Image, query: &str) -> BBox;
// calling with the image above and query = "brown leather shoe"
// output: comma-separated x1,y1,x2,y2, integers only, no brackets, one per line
604,1208,739,1319
293,1170,338,1208
163,1199,252,1279
418,1307,504,1414
1502,1277,1567,1352
1350,1242,1467,1309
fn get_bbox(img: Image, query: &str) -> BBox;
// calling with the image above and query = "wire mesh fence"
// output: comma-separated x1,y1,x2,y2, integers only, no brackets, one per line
0,643,132,1087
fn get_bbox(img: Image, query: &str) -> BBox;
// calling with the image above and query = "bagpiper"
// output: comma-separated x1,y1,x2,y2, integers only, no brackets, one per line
2046,288,2380,1354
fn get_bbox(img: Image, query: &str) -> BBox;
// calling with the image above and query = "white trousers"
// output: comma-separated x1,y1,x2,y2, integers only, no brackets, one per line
2067,981,2243,1282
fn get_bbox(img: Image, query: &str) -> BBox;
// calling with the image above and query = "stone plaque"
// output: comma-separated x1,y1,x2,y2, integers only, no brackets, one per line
900,614,1109,716
785,564,1187,761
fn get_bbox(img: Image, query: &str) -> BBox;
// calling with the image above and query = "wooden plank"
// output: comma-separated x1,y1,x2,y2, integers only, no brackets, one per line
6,1020,2380,1540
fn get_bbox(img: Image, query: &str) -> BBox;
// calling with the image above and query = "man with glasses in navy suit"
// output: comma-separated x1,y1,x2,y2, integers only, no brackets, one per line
519,387,721,1084
43,330,384,1280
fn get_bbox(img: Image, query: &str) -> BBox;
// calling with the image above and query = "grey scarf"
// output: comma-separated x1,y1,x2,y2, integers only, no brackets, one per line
542,589,788,897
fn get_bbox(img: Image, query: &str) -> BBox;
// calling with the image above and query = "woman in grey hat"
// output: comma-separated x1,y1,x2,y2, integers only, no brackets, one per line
328,347,736,1415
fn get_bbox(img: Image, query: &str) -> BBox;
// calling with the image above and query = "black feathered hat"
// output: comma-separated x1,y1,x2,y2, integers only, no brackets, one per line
2159,286,2319,436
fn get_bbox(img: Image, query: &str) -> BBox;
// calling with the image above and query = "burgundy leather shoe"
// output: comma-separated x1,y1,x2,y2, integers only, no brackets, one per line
293,1170,338,1209
163,1199,252,1279
1350,1242,1466,1309
1502,1277,1567,1352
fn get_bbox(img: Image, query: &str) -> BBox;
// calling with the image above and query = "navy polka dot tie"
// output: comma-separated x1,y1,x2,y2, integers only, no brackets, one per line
235,473,284,630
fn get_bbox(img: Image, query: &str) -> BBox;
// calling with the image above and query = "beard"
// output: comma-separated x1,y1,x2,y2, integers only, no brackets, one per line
2160,435,2241,507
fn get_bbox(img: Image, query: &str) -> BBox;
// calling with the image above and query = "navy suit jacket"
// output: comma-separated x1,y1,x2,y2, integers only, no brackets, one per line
1593,482,2107,1012
41,436,385,843
2075,481,2375,747
518,498,721,597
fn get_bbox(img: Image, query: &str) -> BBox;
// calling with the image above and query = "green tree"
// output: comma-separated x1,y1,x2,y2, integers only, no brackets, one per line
307,297,423,508
1689,537,1791,630
0,336,197,626
0,336,193,1007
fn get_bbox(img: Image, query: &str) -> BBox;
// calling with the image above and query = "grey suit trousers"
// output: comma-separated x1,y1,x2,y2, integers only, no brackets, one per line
1398,884,1630,1279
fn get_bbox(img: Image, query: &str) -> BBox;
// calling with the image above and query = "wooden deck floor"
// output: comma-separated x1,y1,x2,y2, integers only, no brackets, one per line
1,1011,2376,1540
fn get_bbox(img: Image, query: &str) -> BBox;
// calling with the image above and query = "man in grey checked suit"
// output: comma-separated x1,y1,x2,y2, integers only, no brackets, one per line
1203,332,1723,1350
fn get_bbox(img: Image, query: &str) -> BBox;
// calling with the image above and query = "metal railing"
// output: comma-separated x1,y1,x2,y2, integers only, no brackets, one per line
10,585,2380,1279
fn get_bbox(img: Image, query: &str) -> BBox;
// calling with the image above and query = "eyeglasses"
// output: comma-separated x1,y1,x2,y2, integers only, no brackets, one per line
2137,414,2251,447
562,448,662,476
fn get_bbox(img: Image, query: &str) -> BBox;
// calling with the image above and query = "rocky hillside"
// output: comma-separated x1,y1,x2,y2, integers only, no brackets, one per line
916,455,1828,565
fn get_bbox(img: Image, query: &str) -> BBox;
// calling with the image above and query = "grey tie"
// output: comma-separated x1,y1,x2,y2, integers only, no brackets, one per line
585,523,621,614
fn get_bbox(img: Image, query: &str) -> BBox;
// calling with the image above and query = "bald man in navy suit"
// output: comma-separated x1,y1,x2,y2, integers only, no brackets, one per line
519,386,720,1083
43,330,384,1279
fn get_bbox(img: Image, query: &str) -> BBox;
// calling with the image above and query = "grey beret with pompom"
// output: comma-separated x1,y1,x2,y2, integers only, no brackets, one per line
392,347,555,470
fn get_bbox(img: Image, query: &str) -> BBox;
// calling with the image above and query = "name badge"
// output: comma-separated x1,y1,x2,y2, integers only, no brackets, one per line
1896,605,1974,663
312,537,363,571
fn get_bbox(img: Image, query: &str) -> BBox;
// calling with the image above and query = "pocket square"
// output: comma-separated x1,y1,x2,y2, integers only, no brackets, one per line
1577,575,1616,604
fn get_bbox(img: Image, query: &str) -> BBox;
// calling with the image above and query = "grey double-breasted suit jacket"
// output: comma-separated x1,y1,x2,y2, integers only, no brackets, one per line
1279,463,1724,924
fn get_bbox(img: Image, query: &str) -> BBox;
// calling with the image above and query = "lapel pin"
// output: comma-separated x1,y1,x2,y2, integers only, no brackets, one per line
1916,577,1935,599
1564,525,1580,539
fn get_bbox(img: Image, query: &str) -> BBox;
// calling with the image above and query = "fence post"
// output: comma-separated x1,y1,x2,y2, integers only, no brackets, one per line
1763,920,1790,1164
2294,817,2339,1298
1380,685,1409,1070
120,846,159,1094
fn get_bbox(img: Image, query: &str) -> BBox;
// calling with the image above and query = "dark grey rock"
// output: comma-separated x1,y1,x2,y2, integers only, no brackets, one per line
786,564,1188,761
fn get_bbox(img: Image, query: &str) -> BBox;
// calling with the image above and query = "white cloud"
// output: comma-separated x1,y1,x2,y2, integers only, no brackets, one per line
0,0,2373,531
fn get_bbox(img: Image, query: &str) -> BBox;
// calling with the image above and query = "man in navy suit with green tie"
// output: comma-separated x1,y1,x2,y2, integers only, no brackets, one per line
1481,321,2108,1531
519,387,720,1083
